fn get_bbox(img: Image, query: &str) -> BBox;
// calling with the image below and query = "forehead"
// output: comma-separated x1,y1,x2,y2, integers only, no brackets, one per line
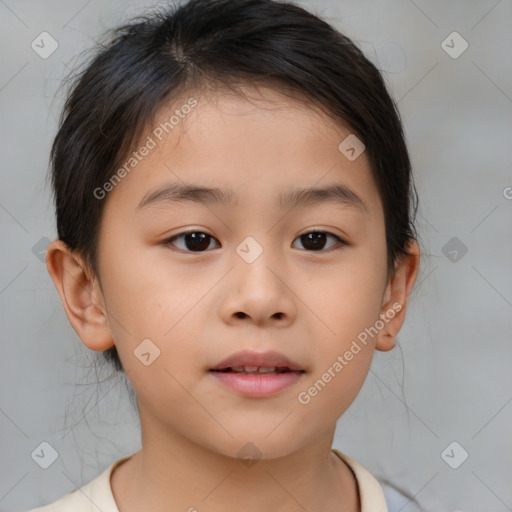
102,84,382,220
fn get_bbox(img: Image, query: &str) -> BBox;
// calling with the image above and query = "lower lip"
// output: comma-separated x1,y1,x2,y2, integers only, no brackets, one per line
209,371,304,397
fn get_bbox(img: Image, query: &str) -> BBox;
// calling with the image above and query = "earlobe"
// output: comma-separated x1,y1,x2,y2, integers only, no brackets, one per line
45,239,115,352
375,240,421,352
376,331,396,352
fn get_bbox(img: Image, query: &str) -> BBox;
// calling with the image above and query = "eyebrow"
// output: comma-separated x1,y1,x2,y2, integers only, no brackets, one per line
136,182,368,215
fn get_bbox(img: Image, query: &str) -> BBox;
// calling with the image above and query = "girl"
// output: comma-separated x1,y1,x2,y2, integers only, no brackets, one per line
30,0,421,510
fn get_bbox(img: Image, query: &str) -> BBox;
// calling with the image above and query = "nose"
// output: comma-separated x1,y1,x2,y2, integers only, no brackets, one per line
219,249,297,328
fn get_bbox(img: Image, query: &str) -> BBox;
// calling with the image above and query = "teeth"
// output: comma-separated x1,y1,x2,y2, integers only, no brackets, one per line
257,367,277,373
231,366,278,373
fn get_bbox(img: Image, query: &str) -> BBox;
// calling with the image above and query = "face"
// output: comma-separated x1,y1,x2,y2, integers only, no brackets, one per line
87,85,395,459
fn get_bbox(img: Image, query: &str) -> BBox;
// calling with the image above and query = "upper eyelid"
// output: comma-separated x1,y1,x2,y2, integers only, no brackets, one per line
167,228,344,240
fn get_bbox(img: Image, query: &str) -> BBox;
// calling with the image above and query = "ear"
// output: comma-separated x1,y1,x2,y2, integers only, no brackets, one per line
375,240,421,352
45,239,114,351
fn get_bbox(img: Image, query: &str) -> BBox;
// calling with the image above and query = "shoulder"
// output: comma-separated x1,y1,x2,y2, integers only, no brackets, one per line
25,456,132,512
332,448,389,512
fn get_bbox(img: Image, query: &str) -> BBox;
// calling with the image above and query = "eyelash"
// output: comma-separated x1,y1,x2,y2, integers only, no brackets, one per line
163,229,348,253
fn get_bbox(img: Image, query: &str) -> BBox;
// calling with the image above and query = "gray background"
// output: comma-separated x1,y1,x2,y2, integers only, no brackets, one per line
1,0,511,510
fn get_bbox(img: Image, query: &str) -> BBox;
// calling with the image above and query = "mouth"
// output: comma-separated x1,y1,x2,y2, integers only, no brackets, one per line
209,349,305,373
210,366,304,375
208,351,306,397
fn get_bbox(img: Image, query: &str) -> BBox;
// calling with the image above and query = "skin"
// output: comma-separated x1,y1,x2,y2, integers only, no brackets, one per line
46,84,420,512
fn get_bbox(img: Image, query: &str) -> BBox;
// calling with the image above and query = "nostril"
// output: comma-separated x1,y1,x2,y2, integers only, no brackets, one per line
235,312,247,319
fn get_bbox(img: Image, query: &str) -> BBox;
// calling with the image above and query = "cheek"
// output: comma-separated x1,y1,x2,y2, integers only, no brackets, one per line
297,254,386,342
99,240,188,330
294,245,386,404
295,333,374,430
100,247,210,374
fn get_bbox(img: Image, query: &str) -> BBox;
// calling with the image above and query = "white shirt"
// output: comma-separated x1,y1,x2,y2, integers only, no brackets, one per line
27,449,388,511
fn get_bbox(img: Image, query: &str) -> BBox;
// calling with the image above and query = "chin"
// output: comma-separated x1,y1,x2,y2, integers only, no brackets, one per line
212,431,310,463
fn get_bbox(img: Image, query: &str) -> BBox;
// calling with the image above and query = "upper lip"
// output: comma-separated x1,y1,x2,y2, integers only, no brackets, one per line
210,350,305,371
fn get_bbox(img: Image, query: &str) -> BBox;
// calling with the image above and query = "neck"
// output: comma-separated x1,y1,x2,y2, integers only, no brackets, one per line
111,423,359,512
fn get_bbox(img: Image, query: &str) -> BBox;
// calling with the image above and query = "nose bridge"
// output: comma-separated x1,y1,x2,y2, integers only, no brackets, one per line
220,233,296,325
234,233,284,295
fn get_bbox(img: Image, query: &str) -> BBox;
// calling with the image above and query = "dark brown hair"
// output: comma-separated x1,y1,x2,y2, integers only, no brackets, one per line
49,0,419,373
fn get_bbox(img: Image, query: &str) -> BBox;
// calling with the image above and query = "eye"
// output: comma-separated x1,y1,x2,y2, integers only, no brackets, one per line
164,229,347,253
164,230,220,252
292,230,347,252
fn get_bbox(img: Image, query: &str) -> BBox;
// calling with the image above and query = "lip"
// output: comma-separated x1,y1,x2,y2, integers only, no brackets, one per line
208,350,306,398
209,371,304,397
209,350,304,371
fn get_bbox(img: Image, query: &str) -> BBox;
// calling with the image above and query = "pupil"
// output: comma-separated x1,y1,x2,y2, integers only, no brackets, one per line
302,232,326,251
185,232,210,251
